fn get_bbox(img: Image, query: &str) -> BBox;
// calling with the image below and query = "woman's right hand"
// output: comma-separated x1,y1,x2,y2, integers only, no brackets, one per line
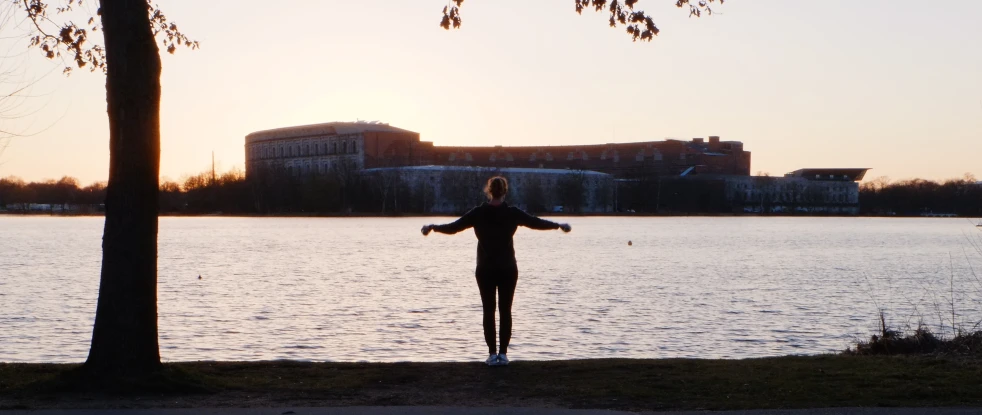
421,225,433,236
560,223,572,233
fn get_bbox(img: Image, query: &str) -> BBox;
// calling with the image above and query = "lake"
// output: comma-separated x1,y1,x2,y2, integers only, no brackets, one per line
2,216,981,363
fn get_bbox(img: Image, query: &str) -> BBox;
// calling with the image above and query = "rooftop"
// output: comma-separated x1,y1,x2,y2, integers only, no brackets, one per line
785,168,871,182
246,121,417,143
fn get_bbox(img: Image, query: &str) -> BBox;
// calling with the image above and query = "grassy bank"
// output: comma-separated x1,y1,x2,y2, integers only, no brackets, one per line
3,356,982,411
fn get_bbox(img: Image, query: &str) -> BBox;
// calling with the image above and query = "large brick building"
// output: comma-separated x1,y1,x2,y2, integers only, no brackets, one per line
243,122,876,215
244,121,752,178
245,121,423,177
427,136,751,177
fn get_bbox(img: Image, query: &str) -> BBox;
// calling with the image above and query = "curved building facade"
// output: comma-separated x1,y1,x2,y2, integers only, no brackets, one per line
244,121,423,177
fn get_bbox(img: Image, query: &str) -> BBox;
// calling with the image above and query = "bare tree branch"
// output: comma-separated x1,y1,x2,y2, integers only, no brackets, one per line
440,0,723,42
19,0,198,75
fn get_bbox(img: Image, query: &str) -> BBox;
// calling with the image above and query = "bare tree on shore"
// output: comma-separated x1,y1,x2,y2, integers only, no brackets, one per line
10,0,198,382
558,170,588,213
520,176,548,213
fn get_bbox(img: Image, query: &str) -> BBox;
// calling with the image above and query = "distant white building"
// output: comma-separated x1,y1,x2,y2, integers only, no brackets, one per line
725,168,870,214
359,165,615,214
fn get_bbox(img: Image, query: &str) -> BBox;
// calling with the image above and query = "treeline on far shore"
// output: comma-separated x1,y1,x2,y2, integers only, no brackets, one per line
859,175,982,217
1,171,981,217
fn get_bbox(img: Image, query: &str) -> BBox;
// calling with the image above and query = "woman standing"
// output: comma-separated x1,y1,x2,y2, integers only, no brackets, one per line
421,176,571,366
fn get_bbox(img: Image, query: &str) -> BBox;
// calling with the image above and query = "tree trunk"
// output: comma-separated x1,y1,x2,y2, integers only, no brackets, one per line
84,0,162,376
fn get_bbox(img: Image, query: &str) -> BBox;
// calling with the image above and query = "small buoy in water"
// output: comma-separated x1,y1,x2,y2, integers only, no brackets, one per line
198,275,202,280
628,240,633,246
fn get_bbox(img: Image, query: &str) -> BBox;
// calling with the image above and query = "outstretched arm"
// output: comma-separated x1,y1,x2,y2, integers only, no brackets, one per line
513,207,571,232
422,207,478,236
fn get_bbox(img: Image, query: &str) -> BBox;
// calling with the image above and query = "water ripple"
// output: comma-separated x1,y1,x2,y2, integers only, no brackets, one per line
1,216,981,363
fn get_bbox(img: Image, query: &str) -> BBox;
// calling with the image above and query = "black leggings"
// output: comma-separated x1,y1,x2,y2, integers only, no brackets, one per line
475,267,518,355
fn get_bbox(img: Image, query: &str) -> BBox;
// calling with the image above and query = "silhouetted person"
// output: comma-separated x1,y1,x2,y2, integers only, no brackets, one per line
422,176,571,366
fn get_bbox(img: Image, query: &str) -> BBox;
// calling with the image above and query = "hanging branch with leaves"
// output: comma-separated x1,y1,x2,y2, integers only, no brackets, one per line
441,0,722,42
21,0,198,75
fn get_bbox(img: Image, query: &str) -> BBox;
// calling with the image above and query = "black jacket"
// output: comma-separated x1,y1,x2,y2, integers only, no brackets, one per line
432,202,560,270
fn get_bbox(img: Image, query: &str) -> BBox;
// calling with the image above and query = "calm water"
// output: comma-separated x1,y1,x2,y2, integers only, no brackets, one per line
2,216,981,363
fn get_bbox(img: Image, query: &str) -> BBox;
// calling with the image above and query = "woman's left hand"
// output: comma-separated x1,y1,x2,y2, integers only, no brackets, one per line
421,225,433,236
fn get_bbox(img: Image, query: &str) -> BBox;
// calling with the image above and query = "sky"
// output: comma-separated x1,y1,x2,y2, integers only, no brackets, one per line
0,0,980,185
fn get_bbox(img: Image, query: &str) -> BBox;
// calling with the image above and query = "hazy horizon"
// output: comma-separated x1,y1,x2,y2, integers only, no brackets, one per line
0,1,980,185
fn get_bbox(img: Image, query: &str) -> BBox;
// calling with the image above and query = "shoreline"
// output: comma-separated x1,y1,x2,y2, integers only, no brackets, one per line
3,356,981,411
0,211,974,219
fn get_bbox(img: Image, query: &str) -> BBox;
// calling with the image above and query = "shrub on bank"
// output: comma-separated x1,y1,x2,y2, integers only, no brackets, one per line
846,313,982,356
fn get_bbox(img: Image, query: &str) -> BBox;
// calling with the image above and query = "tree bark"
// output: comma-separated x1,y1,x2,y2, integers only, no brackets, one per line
84,0,162,376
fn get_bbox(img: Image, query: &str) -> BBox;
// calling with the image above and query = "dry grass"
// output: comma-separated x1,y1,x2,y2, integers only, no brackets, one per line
847,324,982,357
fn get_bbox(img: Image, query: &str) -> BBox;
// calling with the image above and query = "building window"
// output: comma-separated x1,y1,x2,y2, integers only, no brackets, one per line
352,141,357,153
343,141,348,153
277,147,282,157
304,144,310,155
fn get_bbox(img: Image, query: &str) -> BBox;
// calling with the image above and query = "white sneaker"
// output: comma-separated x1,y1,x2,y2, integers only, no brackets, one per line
485,354,499,366
496,354,509,366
